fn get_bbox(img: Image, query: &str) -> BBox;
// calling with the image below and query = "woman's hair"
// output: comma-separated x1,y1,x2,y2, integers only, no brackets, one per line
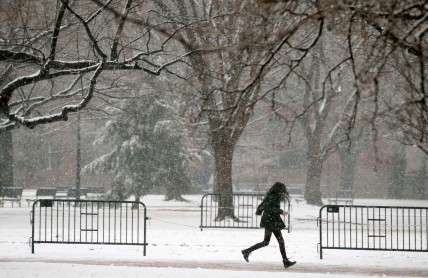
268,182,289,197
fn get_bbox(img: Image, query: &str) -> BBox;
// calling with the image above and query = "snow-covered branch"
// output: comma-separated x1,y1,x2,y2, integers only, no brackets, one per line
0,0,196,130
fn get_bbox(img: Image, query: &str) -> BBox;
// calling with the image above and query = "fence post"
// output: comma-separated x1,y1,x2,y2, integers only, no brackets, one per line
31,202,36,254
141,201,147,256
200,194,207,231
318,206,325,259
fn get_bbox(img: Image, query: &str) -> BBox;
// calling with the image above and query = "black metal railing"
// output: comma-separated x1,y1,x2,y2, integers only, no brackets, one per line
200,193,291,232
30,199,147,255
318,205,428,259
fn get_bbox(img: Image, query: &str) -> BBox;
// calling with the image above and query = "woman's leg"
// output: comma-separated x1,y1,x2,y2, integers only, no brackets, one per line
245,229,273,252
242,228,273,262
272,230,287,260
273,230,296,268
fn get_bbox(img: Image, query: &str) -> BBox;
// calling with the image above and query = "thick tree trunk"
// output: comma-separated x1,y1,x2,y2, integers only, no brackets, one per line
339,155,357,191
304,156,324,206
418,155,428,199
133,194,141,209
164,189,188,202
212,138,239,221
0,130,13,192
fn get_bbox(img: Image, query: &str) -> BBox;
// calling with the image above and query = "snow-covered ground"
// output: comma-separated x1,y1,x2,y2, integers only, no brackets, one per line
1,194,427,277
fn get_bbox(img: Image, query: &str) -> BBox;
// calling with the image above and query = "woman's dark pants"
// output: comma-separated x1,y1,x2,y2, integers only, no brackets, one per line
244,229,287,260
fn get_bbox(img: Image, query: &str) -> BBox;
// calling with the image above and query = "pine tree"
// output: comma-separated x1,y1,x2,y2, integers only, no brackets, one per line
84,94,192,202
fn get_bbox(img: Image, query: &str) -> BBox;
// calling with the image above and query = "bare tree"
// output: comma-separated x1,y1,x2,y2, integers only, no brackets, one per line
123,0,295,220
85,0,428,206
270,35,360,205
4,0,428,205
0,0,211,195
249,1,428,203
0,0,194,130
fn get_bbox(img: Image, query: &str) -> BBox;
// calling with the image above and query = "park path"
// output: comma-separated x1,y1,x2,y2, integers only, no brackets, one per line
0,257,426,277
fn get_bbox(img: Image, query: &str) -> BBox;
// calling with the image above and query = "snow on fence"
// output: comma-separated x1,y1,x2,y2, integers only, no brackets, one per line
30,200,147,255
318,205,428,259
200,193,291,232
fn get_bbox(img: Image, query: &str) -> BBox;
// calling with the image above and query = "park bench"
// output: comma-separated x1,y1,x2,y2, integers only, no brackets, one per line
0,187,24,208
86,186,106,200
54,188,88,200
66,188,88,199
28,188,89,206
54,188,69,199
328,189,355,205
26,188,57,206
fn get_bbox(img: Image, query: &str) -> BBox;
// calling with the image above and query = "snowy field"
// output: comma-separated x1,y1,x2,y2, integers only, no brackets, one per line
1,194,427,278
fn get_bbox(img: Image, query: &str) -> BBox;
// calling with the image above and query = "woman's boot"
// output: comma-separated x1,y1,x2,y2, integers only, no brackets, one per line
241,250,251,262
283,258,296,269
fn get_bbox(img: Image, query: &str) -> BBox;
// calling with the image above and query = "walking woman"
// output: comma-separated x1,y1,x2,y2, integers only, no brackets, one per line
241,182,296,269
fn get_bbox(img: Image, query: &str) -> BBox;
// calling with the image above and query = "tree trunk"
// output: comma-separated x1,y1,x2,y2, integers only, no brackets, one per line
133,194,141,209
164,187,188,202
388,143,406,199
0,130,13,192
304,156,324,206
212,136,239,221
75,112,81,200
339,155,357,191
419,155,428,199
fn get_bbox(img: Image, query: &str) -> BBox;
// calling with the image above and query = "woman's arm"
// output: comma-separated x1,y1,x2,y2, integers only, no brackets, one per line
255,199,266,215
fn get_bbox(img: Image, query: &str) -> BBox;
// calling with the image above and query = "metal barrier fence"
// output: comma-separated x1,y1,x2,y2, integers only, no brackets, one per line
318,205,428,259
30,199,147,254
200,193,291,232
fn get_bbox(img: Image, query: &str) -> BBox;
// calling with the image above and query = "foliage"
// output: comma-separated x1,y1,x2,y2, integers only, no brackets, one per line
83,93,192,201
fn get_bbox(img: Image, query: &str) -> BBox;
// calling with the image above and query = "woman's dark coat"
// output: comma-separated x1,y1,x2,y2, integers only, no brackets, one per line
255,192,285,231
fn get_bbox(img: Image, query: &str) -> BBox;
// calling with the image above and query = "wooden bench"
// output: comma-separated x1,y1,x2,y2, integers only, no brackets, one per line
86,186,106,194
328,189,355,205
54,188,69,199
28,188,89,206
0,187,24,208
66,188,88,199
26,188,57,206
86,186,106,200
53,188,88,200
